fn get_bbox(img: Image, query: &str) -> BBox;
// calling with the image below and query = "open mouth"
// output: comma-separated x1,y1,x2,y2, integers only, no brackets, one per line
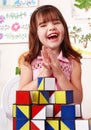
47,33,58,40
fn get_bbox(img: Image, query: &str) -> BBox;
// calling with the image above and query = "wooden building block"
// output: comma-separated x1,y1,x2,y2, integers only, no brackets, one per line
49,91,55,104
75,119,89,130
16,105,31,119
31,120,45,130
46,105,53,118
45,77,55,90
30,91,39,104
38,77,45,90
45,119,59,130
16,91,32,105
60,120,75,130
16,119,30,130
55,90,73,104
32,105,46,119
12,104,16,118
54,104,61,118
61,105,75,120
39,91,49,104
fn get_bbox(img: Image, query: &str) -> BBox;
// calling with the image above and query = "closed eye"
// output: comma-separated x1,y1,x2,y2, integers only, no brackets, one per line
40,24,47,27
53,20,61,25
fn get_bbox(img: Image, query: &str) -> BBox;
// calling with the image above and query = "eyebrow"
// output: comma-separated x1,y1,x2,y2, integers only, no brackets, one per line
38,19,60,26
38,21,47,26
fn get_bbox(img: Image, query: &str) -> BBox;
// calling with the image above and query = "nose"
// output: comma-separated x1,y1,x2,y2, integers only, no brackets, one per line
48,23,55,31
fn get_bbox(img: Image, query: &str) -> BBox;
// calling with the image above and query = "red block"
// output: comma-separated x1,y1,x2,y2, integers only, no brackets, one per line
16,91,32,105
13,117,16,130
32,105,46,119
54,104,61,117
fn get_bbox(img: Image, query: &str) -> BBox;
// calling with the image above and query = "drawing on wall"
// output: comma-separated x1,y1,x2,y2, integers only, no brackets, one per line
69,0,91,58
0,8,36,43
0,0,38,7
69,20,91,58
72,0,91,19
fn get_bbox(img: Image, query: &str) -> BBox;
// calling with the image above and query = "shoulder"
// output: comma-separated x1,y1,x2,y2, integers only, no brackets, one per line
71,58,82,74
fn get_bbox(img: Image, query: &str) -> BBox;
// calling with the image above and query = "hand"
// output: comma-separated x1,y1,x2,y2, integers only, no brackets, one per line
40,46,52,77
46,48,63,79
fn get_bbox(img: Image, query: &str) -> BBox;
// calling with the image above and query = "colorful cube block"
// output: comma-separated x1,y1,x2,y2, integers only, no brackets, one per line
45,120,59,130
55,90,73,104
45,77,55,90
16,91,32,105
60,120,75,130
32,105,46,119
16,105,31,119
39,91,49,104
54,104,61,118
61,105,75,120
75,119,89,130
16,119,30,130
31,120,45,130
30,91,39,104
38,77,45,90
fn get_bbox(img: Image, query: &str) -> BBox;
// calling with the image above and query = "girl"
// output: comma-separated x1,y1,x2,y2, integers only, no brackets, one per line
18,5,83,104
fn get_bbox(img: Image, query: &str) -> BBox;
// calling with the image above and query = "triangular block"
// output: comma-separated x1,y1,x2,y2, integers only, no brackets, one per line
38,77,44,90
39,91,49,104
16,105,30,119
32,105,46,119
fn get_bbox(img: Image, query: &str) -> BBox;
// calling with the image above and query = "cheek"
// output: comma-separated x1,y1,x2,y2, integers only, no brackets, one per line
37,29,45,40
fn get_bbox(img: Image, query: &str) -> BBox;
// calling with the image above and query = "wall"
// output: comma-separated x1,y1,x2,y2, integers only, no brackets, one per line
0,0,91,119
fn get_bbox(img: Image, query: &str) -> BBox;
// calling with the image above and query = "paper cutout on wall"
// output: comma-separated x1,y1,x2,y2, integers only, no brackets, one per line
0,8,36,43
0,0,38,7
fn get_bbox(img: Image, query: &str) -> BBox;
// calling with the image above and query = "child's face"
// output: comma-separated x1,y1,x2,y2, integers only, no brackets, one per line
37,17,65,51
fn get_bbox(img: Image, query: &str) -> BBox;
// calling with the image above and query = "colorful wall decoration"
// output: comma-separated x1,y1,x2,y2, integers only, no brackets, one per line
0,0,38,44
72,0,91,19
69,0,91,58
0,0,38,7
0,8,36,43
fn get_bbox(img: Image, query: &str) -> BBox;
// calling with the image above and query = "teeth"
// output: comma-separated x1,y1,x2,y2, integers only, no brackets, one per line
48,33,58,38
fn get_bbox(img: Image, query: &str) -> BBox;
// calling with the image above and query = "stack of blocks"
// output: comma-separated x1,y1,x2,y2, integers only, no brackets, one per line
13,77,90,130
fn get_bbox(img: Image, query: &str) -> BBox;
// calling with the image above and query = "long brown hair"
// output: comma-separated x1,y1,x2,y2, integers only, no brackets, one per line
25,5,82,64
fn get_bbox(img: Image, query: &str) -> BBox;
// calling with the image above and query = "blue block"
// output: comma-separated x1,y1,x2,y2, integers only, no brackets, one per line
39,91,49,104
61,105,75,119
45,121,54,130
16,119,28,130
38,77,44,90
61,120,75,130
66,90,73,103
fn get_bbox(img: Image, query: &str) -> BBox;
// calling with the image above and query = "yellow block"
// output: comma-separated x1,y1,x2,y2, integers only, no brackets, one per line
38,78,44,90
31,91,39,104
61,121,70,130
55,91,66,104
47,120,59,130
12,104,16,117
18,105,30,119
39,92,48,104
20,121,30,130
